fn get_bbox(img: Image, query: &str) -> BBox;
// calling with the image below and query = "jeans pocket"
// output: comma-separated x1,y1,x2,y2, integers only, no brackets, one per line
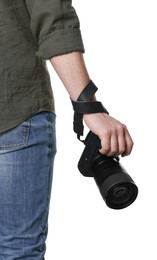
0,117,31,154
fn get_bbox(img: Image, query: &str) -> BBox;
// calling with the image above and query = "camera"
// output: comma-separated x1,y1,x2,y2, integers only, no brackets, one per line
78,131,138,210
71,80,138,210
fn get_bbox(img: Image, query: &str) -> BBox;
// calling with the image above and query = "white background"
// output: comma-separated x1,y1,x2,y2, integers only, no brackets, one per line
45,1,157,259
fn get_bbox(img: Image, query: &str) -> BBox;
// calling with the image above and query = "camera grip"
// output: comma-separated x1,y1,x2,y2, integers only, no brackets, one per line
78,131,102,177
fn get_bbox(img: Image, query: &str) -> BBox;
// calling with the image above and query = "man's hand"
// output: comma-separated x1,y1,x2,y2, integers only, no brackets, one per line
83,112,134,157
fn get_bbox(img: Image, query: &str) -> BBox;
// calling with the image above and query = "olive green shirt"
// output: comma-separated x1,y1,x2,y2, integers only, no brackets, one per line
0,0,85,133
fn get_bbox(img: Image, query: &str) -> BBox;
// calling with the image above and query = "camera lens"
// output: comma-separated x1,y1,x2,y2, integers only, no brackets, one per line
105,182,138,209
92,155,138,209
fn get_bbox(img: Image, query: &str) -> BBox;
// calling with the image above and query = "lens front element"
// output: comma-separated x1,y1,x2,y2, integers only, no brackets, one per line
105,182,138,209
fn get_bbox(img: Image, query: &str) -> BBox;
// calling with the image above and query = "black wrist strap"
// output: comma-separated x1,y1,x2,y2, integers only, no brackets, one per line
71,80,109,142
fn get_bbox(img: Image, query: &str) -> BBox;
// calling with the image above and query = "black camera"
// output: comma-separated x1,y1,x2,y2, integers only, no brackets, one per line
78,131,138,210
71,80,138,210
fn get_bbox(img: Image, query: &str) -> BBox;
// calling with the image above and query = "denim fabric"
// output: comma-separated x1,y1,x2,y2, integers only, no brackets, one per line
0,111,56,259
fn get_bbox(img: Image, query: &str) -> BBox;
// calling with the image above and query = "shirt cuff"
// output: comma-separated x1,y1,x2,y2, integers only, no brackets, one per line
35,28,85,60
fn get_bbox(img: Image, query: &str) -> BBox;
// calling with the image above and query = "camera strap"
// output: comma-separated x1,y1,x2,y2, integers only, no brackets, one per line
71,80,109,143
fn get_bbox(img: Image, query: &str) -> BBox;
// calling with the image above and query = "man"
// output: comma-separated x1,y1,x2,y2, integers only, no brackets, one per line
0,0,133,258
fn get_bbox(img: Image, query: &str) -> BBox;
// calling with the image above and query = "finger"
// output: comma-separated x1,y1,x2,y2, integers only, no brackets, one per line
99,134,111,155
115,132,126,156
122,128,134,157
106,134,118,156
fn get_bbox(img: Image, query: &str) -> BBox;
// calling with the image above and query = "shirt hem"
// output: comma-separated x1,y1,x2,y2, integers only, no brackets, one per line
0,107,55,134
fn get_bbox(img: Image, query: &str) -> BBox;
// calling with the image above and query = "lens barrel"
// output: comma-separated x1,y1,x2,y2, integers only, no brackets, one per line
92,155,138,209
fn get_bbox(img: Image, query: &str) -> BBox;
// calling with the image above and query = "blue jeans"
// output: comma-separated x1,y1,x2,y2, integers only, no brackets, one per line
0,111,57,259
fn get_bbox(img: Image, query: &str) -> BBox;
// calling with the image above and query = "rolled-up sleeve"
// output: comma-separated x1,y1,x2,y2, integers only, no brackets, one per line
25,0,85,60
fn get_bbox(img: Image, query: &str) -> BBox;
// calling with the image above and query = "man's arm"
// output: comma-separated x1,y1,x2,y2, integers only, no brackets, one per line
50,51,134,157
25,0,133,156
